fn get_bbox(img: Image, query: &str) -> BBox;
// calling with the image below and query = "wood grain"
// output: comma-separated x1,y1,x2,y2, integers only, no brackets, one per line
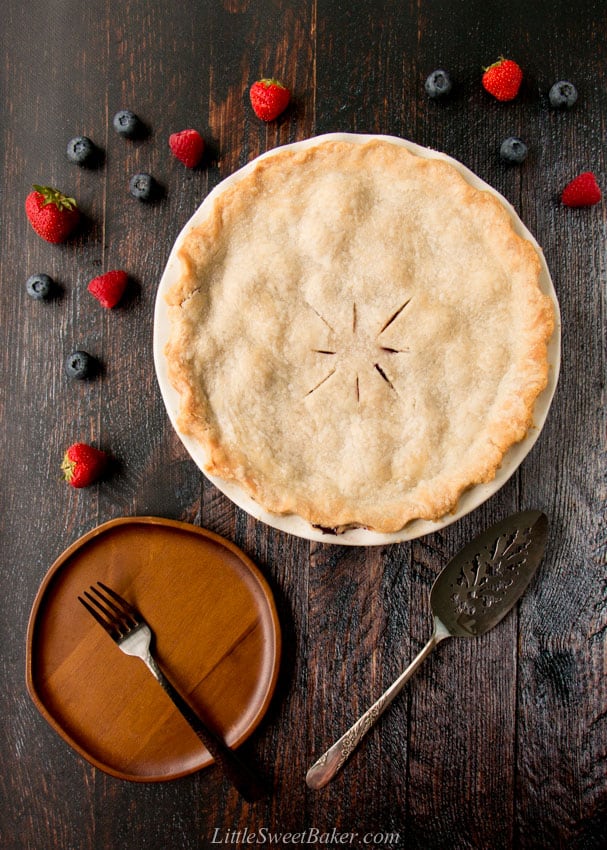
1,0,606,847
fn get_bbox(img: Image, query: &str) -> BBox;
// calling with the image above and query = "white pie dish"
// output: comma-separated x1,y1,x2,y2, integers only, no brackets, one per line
153,133,561,546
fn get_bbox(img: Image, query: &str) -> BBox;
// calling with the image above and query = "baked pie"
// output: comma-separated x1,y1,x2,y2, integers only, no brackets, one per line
164,138,555,534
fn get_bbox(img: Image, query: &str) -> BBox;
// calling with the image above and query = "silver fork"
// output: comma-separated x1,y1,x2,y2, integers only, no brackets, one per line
78,581,268,802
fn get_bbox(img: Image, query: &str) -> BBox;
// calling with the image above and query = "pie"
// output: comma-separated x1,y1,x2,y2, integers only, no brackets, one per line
164,138,555,534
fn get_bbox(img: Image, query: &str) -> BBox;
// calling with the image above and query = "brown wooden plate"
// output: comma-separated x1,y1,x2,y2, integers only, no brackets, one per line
26,516,281,782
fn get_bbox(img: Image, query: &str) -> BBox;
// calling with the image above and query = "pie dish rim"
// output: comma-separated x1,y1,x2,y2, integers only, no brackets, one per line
153,132,561,546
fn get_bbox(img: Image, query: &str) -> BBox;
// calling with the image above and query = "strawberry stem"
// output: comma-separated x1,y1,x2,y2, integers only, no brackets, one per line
482,56,506,72
60,454,76,482
32,184,78,211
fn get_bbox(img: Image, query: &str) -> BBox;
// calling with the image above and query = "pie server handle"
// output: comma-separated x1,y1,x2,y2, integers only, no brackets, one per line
305,619,450,789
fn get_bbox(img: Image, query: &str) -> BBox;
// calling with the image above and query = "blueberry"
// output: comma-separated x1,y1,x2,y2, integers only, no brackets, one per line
26,273,55,300
129,172,156,201
500,137,528,164
549,80,578,109
66,135,97,166
425,69,452,98
113,109,142,138
64,350,97,380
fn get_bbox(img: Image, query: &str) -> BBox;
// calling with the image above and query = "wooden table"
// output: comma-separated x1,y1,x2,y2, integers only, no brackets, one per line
2,1,605,847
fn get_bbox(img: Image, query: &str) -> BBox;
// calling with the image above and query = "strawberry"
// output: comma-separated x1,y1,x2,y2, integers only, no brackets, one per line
25,185,79,243
169,129,205,168
61,443,108,488
249,78,291,121
561,172,602,207
481,57,523,102
87,270,128,308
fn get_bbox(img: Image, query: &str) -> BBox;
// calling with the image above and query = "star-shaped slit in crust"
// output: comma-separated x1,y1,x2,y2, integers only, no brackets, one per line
306,299,412,401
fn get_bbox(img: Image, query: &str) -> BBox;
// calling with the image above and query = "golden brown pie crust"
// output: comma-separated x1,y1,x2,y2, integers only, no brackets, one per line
164,139,555,533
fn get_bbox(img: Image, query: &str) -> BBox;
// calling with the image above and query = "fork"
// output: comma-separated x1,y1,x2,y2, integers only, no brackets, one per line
78,581,268,802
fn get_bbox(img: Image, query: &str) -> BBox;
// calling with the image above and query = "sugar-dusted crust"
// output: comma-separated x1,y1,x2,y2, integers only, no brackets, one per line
164,139,555,533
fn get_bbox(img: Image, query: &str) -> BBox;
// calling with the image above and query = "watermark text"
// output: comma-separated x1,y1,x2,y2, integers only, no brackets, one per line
210,826,401,845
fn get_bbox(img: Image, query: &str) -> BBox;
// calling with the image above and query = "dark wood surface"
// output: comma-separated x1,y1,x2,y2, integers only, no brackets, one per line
1,1,605,848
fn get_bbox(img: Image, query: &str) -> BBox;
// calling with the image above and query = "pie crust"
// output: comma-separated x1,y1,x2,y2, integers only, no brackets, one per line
164,138,555,534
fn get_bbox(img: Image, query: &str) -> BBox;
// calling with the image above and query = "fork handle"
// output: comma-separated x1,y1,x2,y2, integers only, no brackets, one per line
143,655,268,802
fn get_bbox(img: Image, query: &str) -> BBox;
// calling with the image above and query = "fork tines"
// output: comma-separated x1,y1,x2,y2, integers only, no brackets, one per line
78,581,139,640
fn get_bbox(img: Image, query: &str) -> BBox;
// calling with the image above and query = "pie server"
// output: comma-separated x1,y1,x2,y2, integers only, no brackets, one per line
306,509,549,789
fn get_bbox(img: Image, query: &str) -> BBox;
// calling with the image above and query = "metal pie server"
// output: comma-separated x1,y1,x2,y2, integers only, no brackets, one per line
306,509,549,789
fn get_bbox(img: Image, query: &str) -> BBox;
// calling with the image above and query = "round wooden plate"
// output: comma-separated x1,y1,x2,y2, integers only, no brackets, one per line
25,517,281,782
